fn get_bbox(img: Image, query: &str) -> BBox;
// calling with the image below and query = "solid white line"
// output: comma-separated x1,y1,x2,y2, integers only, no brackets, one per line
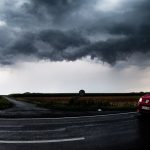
0,112,137,121
0,137,85,144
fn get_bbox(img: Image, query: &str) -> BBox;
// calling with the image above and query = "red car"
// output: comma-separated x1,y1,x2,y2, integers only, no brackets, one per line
138,94,150,114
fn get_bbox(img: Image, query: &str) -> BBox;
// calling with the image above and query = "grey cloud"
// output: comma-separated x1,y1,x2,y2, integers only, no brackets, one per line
28,0,86,22
1,0,150,66
38,30,89,50
86,36,150,65
1,29,89,64
11,33,37,55
36,29,90,61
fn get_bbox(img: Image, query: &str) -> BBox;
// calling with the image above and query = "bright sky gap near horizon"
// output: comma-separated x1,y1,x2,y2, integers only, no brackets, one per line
0,0,150,94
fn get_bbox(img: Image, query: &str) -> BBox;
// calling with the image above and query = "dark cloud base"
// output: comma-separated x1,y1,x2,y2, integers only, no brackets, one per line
1,0,150,66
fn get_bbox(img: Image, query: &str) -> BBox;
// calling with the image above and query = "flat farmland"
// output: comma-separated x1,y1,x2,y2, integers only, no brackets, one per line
11,93,145,111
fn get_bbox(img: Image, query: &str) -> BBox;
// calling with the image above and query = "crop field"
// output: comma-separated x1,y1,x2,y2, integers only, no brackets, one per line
11,93,145,111
10,93,145,111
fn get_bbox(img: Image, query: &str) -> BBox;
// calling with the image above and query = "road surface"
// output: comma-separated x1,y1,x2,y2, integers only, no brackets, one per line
0,112,149,150
4,97,48,111
0,97,51,118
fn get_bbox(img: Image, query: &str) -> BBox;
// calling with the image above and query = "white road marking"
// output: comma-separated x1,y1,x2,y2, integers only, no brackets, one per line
0,112,137,121
0,137,85,144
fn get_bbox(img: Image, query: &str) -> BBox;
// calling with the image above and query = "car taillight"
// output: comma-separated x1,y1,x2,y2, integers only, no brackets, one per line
139,98,143,103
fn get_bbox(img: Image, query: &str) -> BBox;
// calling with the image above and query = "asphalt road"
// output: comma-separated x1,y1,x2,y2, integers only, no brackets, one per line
0,112,149,150
4,97,48,111
0,97,52,118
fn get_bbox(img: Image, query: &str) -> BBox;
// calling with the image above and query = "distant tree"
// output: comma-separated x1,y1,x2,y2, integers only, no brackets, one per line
140,91,144,94
69,90,85,105
79,90,85,96
23,92,31,95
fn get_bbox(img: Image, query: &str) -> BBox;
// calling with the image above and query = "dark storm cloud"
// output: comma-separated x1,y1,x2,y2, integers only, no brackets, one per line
1,29,89,64
11,33,37,55
86,36,150,64
39,30,89,50
36,29,90,61
1,0,150,66
28,0,85,21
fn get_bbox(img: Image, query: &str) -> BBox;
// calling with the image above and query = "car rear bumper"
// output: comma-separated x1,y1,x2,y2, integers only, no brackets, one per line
137,105,150,114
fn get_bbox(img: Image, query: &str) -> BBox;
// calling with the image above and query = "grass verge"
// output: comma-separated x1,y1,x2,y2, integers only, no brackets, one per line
0,96,13,110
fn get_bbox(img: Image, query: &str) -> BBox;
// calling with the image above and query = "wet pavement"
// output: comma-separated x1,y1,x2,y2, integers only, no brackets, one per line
0,112,148,150
0,97,149,150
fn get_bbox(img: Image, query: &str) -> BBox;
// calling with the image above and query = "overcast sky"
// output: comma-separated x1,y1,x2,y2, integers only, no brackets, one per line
0,0,150,94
